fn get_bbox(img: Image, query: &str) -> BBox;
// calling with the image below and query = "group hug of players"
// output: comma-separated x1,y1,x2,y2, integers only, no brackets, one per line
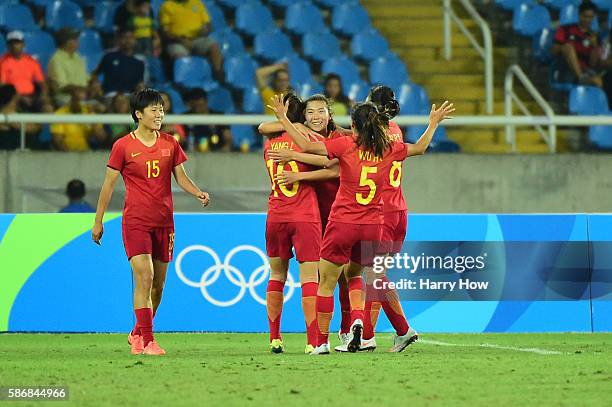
90,86,452,356
261,87,454,355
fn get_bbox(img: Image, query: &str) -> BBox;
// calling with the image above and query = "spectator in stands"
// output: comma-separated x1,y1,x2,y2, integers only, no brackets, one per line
160,91,186,143
323,73,353,116
184,88,232,152
256,63,291,115
48,28,89,107
104,93,133,140
553,1,602,87
90,29,145,96
51,86,108,151
114,0,155,55
0,31,48,112
0,84,43,150
59,179,95,213
159,0,223,80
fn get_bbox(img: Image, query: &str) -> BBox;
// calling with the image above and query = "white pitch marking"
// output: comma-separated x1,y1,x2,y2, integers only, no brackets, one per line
420,339,563,355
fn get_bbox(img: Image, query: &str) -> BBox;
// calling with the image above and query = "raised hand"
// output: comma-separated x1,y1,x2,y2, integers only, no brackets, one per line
268,149,295,163
266,94,289,119
429,101,455,126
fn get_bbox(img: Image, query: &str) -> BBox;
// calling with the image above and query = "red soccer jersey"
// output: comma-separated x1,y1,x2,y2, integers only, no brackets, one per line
381,121,408,213
264,132,321,223
324,135,408,225
313,130,343,223
553,24,598,70
107,131,187,227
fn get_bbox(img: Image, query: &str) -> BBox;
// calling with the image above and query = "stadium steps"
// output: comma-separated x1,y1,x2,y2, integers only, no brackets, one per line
362,0,563,154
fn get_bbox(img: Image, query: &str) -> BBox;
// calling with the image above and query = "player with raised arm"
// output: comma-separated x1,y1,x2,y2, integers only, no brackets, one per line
268,94,454,355
92,88,210,356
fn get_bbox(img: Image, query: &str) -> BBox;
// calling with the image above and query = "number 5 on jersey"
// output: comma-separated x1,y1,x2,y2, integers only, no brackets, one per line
146,160,160,178
356,166,377,205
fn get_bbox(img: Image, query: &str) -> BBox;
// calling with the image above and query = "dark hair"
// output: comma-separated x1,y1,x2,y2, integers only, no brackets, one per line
0,84,17,107
56,28,79,48
130,88,164,123
351,102,391,158
269,92,304,139
272,68,289,82
579,1,597,14
368,85,400,119
184,88,208,102
304,94,337,135
117,27,135,37
324,73,352,107
66,179,86,200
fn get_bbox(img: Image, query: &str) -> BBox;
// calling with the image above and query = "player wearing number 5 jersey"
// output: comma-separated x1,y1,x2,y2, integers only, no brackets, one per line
262,93,323,354
268,94,454,355
92,88,210,356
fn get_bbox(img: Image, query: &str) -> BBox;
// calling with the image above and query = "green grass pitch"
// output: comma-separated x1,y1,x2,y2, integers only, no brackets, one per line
1,333,611,406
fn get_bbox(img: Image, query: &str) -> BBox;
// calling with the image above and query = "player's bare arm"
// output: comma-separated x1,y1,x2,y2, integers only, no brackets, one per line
172,164,210,207
268,149,338,168
258,121,319,140
92,167,121,245
406,101,455,157
275,165,339,186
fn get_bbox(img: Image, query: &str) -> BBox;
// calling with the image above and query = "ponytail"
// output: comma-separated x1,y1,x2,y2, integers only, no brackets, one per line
351,102,391,158
368,85,400,119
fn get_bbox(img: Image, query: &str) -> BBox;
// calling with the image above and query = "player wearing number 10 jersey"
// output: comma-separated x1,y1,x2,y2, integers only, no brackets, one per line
92,88,210,356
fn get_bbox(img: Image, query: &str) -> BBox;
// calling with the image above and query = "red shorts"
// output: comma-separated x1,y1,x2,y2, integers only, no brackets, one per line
266,221,322,262
320,221,382,266
378,210,408,254
122,224,175,262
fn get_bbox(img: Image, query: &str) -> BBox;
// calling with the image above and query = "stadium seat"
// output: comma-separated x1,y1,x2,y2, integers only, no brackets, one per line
397,82,430,114
406,125,448,144
242,87,264,113
268,0,293,8
316,0,355,8
558,4,600,30
224,55,258,90
369,55,410,91
235,3,275,37
0,4,39,32
569,86,610,115
298,81,324,99
588,125,612,149
322,56,361,88
209,29,245,58
217,0,244,9
23,31,56,72
592,0,612,10
159,85,187,114
253,30,293,62
230,125,256,150
542,0,580,10
174,57,217,91
512,4,551,37
206,2,227,33
332,2,371,36
151,0,164,19
346,79,370,103
496,0,535,11
0,36,6,54
78,30,103,56
94,2,119,34
28,0,55,6
351,29,389,62
45,1,85,31
533,27,554,63
302,30,342,62
285,54,313,88
207,86,236,114
82,52,102,74
429,139,461,153
285,3,326,36
146,56,168,87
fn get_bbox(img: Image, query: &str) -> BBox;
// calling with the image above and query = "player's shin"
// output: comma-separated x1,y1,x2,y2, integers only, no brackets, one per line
337,268,351,335
299,262,319,347
316,259,343,345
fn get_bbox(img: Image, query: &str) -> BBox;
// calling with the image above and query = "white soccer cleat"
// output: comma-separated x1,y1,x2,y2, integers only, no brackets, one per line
310,342,330,355
337,330,350,347
335,336,377,352
389,327,419,353
347,319,363,353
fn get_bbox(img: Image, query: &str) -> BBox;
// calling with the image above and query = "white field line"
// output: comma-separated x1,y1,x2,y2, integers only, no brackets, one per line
420,339,563,355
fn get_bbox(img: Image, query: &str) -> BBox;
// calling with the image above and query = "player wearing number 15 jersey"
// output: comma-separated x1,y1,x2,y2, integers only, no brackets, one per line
92,88,210,356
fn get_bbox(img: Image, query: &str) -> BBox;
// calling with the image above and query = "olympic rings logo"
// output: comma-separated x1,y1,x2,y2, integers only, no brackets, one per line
175,245,301,307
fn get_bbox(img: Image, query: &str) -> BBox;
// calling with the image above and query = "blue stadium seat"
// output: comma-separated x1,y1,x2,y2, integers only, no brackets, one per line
542,0,580,10
346,79,369,103
512,4,551,37
217,0,244,9
332,2,371,36
159,85,187,114
369,55,410,90
317,0,355,8
406,125,448,144
46,1,85,31
569,86,609,115
588,125,612,149
146,56,168,87
207,86,236,114
236,3,275,37
559,4,600,30
533,27,553,63
496,0,535,11
302,30,342,62
174,57,217,91
429,139,461,153
351,29,389,61
397,82,430,114
224,55,258,90
0,35,6,54
206,2,227,33
209,29,245,58
254,30,293,62
592,0,612,11
28,0,55,6
82,52,102,74
268,0,293,8
285,3,326,36
297,81,324,99
242,87,264,113
285,54,313,88
230,125,256,150
151,0,164,19
78,30,103,56
322,56,361,87
94,2,119,34
0,4,39,31
23,31,56,72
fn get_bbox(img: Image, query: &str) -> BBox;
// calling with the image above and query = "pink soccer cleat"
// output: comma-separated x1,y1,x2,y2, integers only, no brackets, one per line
142,341,166,356
129,335,144,355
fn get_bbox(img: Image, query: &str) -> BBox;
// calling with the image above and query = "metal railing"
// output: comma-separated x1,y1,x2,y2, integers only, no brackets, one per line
443,0,494,114
505,65,557,153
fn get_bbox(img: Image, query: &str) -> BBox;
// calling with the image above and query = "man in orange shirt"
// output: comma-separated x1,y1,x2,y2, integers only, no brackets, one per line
0,31,48,111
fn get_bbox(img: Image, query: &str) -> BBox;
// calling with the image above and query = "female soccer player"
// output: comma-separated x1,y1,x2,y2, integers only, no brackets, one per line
262,93,326,354
268,94,454,354
92,88,210,356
